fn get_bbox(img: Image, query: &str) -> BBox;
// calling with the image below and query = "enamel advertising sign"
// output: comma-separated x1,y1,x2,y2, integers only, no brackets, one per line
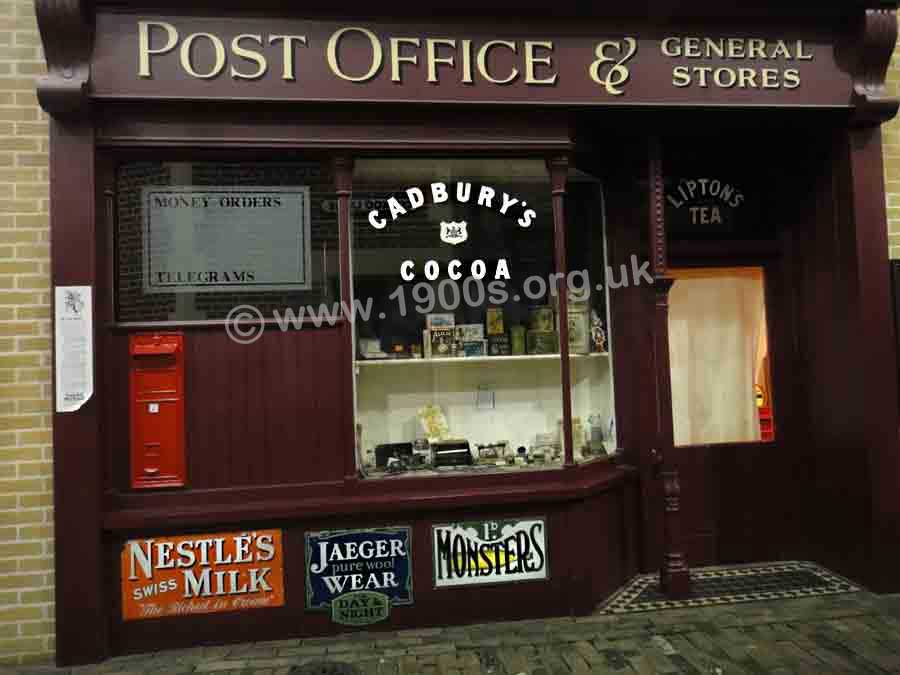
432,518,549,588
305,527,413,626
121,529,285,621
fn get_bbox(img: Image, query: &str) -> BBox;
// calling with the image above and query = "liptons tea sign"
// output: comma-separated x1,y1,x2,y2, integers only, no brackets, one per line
90,15,850,107
120,529,284,621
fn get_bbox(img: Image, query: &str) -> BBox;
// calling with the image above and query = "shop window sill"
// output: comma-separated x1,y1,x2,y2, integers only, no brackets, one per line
361,450,620,480
102,460,635,531
355,352,609,368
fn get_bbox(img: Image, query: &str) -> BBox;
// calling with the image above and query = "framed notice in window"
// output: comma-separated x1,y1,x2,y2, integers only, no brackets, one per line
142,186,311,293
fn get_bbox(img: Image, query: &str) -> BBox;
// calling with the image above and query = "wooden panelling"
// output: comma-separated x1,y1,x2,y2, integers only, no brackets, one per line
107,483,639,656
106,326,347,492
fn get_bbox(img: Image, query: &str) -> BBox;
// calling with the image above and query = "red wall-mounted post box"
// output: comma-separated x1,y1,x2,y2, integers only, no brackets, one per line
129,332,186,489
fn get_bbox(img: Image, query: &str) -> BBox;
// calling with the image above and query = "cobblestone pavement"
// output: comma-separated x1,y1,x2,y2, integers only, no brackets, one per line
8,592,900,674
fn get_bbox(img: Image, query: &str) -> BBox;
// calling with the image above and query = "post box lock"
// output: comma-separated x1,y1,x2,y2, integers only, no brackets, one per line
129,332,186,490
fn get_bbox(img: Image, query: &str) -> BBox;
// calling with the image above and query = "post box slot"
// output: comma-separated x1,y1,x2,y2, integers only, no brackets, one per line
131,343,179,356
131,354,177,368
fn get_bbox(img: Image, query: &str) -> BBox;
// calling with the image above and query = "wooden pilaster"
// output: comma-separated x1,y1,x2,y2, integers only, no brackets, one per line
548,155,575,467
648,139,690,598
333,155,358,484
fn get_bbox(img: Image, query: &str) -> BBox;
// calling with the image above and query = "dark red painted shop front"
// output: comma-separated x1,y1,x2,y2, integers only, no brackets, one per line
38,0,900,665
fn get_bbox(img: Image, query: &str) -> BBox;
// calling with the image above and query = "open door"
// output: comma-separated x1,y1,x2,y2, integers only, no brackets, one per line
666,264,780,566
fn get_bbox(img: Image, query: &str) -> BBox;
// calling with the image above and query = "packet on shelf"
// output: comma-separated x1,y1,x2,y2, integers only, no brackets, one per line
417,404,450,443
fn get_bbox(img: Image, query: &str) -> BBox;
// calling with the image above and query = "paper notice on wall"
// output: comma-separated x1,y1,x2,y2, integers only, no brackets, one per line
54,286,93,413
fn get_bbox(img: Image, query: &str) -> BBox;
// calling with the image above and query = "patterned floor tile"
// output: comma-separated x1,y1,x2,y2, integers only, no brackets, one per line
600,561,861,614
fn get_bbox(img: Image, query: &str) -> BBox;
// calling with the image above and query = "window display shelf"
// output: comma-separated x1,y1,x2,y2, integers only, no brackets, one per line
357,353,609,367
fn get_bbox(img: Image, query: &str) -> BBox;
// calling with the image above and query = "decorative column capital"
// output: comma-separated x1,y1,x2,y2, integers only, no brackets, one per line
546,155,570,195
331,156,354,195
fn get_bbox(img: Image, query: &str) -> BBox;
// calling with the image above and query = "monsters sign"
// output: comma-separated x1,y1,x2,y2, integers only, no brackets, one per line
433,518,549,588
305,527,413,626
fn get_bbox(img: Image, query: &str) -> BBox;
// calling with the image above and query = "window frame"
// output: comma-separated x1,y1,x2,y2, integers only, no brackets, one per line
99,148,621,483
346,154,617,476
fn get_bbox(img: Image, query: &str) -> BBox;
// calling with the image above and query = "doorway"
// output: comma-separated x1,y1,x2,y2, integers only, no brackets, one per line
666,264,781,566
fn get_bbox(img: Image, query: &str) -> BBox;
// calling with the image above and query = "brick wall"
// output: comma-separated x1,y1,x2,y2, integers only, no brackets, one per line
886,20,900,260
0,0,54,667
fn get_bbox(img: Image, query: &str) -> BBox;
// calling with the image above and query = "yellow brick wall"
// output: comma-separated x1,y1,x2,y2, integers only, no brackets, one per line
0,0,54,667
886,20,900,260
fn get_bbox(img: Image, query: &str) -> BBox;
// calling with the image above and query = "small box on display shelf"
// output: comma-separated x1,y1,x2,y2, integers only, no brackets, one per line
432,439,473,467
486,307,504,335
529,306,555,332
475,441,508,464
430,326,456,358
426,313,455,330
567,303,591,355
462,340,487,357
358,338,388,360
488,333,511,356
375,442,413,468
510,325,526,355
527,330,558,354
455,324,484,341
533,431,561,464
412,438,432,468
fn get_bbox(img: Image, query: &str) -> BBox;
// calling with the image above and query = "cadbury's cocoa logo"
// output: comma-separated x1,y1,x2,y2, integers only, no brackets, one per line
366,183,533,283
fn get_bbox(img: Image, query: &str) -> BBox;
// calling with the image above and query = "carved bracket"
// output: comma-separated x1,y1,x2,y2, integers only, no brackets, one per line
852,7,900,127
34,0,94,117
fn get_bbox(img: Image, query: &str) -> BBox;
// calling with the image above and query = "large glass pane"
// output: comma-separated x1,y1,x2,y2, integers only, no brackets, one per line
352,158,566,476
116,160,338,322
669,267,775,445
565,171,618,462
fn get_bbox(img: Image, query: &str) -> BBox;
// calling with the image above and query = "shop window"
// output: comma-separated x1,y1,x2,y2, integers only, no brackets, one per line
115,160,338,323
668,267,775,446
566,175,617,462
351,158,617,476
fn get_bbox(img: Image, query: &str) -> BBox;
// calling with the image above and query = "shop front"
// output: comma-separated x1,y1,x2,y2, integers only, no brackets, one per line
37,0,900,665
